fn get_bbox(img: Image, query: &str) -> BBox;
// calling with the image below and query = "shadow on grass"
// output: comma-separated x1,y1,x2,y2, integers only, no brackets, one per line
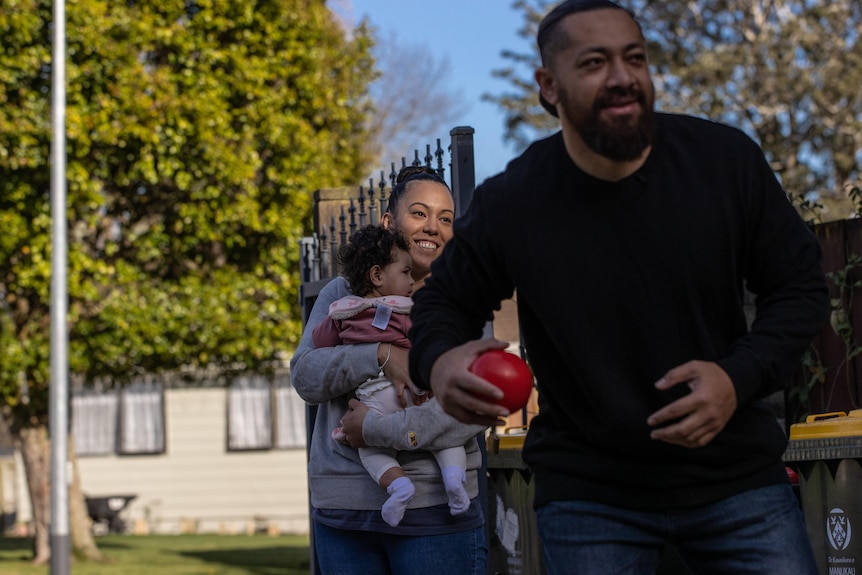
0,536,34,564
180,544,311,575
0,535,122,566
89,538,135,550
0,537,31,550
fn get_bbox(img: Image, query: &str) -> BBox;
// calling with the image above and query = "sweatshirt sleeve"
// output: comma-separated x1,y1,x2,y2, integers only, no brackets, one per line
717,140,829,404
289,278,380,405
362,398,486,451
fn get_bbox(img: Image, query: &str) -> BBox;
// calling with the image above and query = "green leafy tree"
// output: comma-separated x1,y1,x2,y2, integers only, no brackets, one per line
485,0,862,202
0,0,374,562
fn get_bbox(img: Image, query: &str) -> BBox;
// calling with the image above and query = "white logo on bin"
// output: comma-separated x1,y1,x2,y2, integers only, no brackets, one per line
828,508,852,551
495,495,520,555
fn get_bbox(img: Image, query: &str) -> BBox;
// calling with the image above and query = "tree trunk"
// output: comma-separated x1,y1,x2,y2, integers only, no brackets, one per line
17,425,104,564
18,425,51,565
68,435,105,561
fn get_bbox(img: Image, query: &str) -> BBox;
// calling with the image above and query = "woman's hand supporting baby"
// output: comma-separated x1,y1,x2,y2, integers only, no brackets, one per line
340,399,370,448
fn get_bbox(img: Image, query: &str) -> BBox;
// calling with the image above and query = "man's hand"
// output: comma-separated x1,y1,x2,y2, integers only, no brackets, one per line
340,399,369,448
647,360,738,448
429,338,511,426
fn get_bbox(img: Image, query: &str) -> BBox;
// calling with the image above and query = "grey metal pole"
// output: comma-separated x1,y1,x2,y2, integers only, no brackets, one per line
49,0,71,573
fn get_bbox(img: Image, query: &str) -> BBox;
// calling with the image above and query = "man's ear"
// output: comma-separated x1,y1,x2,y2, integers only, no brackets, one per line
535,67,559,108
369,265,384,287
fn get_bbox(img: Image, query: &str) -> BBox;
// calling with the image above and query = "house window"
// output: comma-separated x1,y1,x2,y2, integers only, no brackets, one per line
226,373,307,451
72,381,166,456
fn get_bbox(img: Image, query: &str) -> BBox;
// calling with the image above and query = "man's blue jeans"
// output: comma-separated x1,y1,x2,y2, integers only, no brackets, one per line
313,521,487,575
536,484,817,574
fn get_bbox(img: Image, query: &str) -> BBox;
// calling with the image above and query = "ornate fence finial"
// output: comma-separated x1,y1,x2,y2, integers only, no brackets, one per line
310,233,321,281
357,185,367,228
368,178,378,225
379,170,388,215
301,237,312,282
339,205,347,248
319,226,331,280
389,162,398,189
435,138,445,180
328,216,338,277
424,144,433,169
348,198,357,236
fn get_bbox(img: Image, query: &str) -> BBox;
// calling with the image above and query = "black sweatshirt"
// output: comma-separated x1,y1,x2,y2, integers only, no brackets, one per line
409,113,829,510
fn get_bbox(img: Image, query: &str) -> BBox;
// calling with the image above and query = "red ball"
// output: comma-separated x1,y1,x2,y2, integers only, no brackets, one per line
469,350,533,413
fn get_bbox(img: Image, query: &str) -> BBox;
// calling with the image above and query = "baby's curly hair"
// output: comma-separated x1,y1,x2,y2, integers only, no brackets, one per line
338,225,411,297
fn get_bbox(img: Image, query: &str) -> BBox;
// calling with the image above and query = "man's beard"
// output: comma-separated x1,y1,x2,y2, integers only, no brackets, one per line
564,86,655,162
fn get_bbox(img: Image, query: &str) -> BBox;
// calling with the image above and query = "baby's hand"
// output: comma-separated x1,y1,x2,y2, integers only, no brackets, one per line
393,379,411,408
383,346,411,407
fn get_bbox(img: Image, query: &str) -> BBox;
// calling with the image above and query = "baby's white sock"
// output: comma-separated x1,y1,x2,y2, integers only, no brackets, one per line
381,476,415,527
442,466,470,516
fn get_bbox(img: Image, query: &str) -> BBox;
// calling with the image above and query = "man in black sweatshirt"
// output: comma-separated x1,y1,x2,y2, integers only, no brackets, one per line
408,1,828,573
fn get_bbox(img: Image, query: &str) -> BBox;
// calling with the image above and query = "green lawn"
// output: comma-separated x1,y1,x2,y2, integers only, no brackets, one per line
0,533,311,575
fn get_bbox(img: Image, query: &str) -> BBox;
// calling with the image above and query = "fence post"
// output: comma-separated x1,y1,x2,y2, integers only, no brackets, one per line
449,126,492,574
450,126,476,216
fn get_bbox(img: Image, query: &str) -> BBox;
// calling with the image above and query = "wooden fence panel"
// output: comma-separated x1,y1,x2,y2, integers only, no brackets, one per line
804,219,862,417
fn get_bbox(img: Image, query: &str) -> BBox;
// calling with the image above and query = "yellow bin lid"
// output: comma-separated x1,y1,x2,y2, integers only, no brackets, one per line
495,425,527,450
788,410,862,439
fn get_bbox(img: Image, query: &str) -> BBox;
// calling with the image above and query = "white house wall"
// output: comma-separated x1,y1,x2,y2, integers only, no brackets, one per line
76,387,310,535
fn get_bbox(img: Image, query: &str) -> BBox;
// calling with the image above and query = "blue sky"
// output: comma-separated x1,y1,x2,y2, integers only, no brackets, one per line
335,0,537,184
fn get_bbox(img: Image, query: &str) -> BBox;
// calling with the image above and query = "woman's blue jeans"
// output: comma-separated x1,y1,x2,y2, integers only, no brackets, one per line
536,484,817,574
313,521,487,575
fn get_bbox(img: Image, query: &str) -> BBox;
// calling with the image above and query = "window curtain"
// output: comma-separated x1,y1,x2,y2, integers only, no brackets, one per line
275,373,306,449
72,389,118,455
228,375,273,450
120,380,165,454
